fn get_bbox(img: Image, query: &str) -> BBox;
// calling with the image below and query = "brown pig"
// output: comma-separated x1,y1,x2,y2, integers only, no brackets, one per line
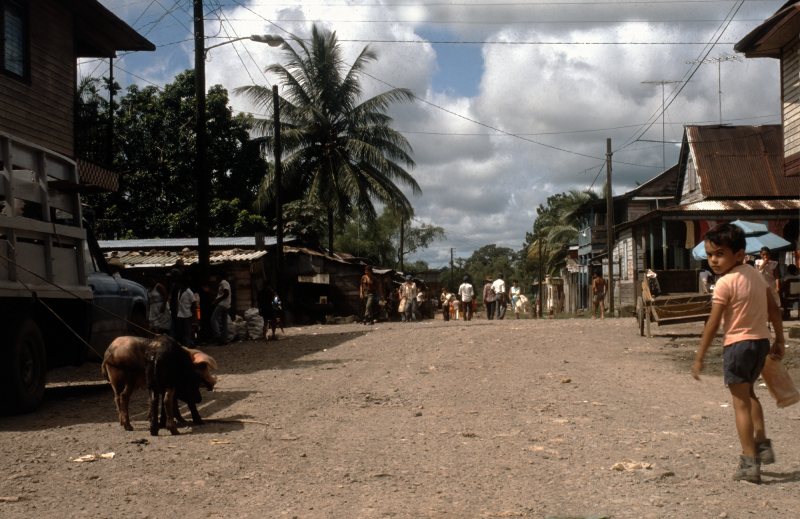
102,336,217,431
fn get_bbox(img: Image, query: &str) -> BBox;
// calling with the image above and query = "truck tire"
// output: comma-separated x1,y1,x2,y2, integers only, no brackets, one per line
1,318,47,414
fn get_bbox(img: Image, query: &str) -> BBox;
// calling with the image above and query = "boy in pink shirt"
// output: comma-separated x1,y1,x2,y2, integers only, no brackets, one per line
692,223,785,484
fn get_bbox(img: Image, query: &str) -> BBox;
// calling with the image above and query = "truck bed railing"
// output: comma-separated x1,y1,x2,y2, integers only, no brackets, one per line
0,131,91,299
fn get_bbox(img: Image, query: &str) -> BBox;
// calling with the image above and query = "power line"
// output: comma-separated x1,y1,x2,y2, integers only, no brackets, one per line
219,0,776,6
209,0,257,85
336,39,739,45
218,17,765,24
614,0,746,152
212,0,273,87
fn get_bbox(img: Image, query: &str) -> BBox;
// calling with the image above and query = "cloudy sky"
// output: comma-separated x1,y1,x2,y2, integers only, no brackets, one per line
91,0,785,267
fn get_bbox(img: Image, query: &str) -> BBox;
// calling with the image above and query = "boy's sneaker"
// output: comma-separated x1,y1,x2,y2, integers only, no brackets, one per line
733,455,761,483
756,440,775,465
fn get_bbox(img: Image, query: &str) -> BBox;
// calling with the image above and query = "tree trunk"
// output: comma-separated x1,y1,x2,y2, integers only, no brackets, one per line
327,206,334,257
399,216,404,272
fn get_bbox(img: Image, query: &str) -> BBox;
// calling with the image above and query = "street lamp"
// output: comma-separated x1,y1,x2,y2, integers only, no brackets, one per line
194,0,285,291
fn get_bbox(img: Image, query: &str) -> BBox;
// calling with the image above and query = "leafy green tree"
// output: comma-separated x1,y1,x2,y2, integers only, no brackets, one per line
236,25,421,255
335,206,445,270
84,70,269,239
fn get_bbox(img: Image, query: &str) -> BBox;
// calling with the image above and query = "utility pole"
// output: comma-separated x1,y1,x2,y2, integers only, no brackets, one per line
686,53,742,125
107,58,114,166
273,84,283,297
538,231,543,318
450,248,454,292
642,80,681,172
399,215,405,272
606,138,614,315
194,0,210,286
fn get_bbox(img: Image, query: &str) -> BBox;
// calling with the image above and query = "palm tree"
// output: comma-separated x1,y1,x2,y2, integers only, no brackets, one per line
236,25,421,255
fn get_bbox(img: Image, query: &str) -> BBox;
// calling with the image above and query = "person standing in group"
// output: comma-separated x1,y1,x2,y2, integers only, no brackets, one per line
440,286,451,322
257,281,279,341
145,275,171,333
692,223,785,484
483,276,495,320
400,275,418,323
210,277,231,344
492,272,506,320
360,266,383,325
167,269,182,339
509,280,522,319
757,247,781,305
592,271,607,320
176,279,195,348
458,276,475,322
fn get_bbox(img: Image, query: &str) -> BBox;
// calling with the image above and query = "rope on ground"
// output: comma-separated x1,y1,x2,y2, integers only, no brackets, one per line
0,250,155,337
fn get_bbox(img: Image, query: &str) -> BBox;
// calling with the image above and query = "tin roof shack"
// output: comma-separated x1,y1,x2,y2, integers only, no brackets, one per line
102,246,267,319
1,0,154,193
735,1,800,176
608,125,800,314
567,165,680,313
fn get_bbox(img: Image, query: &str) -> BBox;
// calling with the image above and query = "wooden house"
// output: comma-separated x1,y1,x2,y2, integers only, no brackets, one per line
735,0,800,176
0,0,154,193
608,125,800,313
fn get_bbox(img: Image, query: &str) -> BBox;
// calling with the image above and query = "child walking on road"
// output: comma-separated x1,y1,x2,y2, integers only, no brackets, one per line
692,223,785,484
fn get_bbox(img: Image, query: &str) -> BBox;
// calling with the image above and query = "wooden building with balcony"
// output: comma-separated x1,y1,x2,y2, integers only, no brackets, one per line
0,0,154,193
735,0,800,176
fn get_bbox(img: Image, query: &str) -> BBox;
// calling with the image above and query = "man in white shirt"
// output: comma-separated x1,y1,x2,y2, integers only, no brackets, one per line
176,282,195,348
400,276,418,322
458,276,474,321
492,272,506,320
211,278,231,344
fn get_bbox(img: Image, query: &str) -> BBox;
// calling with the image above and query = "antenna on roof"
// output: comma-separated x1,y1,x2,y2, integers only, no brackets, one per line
642,80,683,173
685,53,742,126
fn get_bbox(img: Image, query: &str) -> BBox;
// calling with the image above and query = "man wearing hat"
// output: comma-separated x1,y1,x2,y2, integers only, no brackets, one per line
359,265,383,325
400,275,418,323
458,276,475,322
492,272,507,320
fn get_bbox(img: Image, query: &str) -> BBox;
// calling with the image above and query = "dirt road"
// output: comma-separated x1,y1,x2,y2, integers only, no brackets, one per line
1,317,799,518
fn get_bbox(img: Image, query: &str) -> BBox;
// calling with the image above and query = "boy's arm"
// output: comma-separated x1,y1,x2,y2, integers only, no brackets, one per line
766,286,786,360
692,303,725,380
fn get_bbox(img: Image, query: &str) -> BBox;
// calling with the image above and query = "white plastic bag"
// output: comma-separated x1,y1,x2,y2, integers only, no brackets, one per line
244,307,264,340
226,313,236,343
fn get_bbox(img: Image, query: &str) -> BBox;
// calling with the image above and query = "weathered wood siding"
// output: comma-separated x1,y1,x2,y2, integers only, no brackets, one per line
679,151,704,204
784,37,800,160
611,228,645,309
0,0,75,157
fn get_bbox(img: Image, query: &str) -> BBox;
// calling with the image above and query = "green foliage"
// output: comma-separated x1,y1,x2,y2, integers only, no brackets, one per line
237,25,420,253
335,206,445,269
83,70,269,239
281,200,328,249
439,245,524,295
524,188,600,278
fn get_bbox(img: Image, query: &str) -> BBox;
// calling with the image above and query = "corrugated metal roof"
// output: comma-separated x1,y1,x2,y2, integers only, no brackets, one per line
660,199,800,212
687,125,799,198
98,236,280,250
109,249,267,267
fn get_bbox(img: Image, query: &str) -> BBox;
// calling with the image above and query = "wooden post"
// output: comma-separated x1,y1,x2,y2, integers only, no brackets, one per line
606,138,614,315
632,225,640,307
399,215,405,272
273,84,283,298
661,219,668,270
194,0,210,286
538,232,543,317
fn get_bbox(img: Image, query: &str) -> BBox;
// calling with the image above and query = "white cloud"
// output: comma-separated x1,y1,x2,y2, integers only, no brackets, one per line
98,0,783,263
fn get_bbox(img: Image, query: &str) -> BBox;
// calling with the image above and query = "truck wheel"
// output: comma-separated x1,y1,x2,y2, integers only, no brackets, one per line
1,318,47,414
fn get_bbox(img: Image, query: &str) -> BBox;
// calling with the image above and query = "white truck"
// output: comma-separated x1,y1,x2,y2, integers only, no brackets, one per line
0,132,148,414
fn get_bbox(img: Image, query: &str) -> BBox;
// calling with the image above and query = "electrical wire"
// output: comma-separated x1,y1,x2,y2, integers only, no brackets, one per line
212,0,272,87
218,0,776,6
615,0,746,152
336,40,740,45
218,17,765,25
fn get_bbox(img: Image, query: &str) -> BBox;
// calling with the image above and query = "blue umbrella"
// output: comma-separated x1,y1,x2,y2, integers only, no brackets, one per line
692,220,792,260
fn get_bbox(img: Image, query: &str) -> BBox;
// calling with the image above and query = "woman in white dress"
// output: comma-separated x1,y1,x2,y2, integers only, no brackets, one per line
509,280,522,319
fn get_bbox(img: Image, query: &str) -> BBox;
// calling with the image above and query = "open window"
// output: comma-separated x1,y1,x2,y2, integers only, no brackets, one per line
1,0,27,79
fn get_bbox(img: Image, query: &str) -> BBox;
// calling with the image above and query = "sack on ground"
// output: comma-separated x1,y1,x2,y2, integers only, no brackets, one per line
244,308,265,340
234,316,248,341
226,313,236,342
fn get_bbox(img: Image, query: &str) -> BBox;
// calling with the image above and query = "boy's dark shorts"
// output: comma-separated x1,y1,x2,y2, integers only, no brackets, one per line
723,339,770,386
